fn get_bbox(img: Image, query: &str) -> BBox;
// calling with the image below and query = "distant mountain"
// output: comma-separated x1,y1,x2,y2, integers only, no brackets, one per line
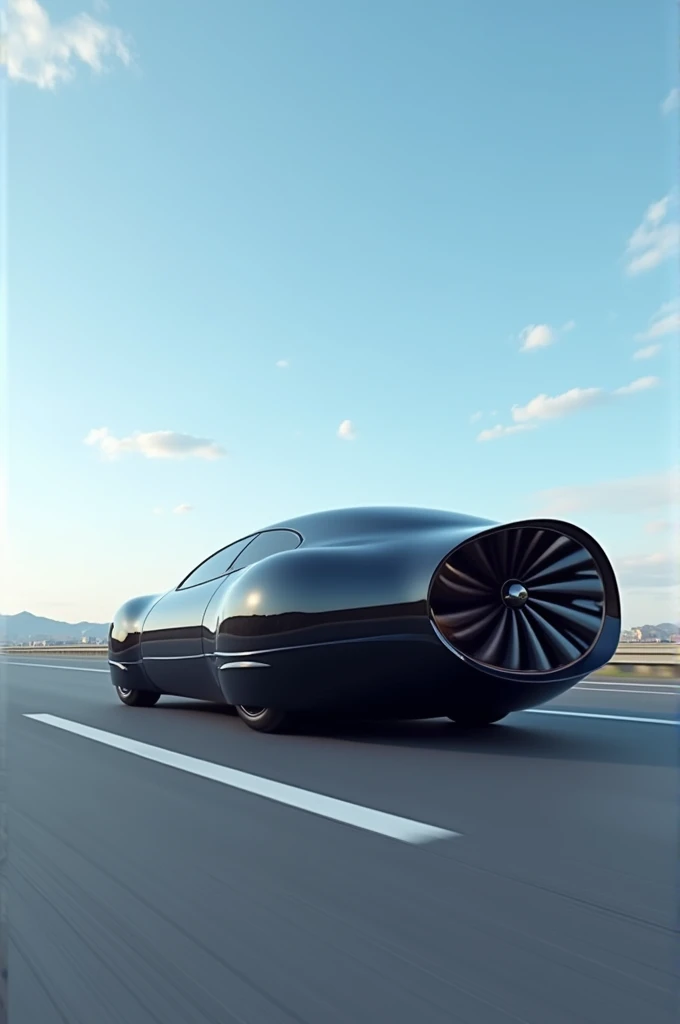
633,622,680,641
0,611,110,643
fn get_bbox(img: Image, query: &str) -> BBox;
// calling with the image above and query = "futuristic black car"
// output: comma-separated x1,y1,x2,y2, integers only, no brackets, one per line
108,506,621,732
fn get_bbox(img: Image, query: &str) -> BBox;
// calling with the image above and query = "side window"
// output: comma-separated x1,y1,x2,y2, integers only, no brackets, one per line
227,530,301,573
178,536,254,590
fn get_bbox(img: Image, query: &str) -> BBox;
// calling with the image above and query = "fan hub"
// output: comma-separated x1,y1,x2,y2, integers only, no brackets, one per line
501,580,528,609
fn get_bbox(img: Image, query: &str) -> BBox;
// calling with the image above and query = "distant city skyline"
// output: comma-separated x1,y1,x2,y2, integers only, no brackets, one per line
3,0,679,628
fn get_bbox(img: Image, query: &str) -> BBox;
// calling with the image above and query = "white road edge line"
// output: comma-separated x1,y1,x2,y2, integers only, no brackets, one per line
572,686,678,696
23,713,458,846
4,661,109,673
577,681,679,690
524,709,677,726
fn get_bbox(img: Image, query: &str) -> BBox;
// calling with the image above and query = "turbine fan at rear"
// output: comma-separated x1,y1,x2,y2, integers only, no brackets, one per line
429,526,606,673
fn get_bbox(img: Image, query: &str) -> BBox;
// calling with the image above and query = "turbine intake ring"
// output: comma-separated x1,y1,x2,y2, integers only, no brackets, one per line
429,524,607,674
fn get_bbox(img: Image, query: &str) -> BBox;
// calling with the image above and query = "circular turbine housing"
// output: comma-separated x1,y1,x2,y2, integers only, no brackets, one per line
429,524,607,675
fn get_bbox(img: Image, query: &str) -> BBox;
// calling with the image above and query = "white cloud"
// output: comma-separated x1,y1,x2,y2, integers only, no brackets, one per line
533,468,680,516
518,320,576,353
479,377,660,440
633,344,662,360
3,0,132,90
152,507,164,516
476,423,534,442
511,386,604,423
337,419,357,441
173,504,194,515
613,375,659,395
276,359,289,369
636,299,680,340
519,324,554,352
624,194,680,275
84,427,226,460
661,87,680,115
469,411,483,423
614,552,677,588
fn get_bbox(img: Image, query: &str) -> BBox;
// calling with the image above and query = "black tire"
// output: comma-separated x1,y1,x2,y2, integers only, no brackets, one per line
115,685,161,707
447,710,508,727
235,705,293,733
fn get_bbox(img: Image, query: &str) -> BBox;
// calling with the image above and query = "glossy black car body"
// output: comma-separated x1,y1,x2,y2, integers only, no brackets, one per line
109,506,621,731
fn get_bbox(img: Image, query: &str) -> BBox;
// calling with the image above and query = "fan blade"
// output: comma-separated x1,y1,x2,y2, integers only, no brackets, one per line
521,534,572,578
529,596,602,633
523,606,583,663
516,611,553,672
451,605,504,644
513,529,547,579
529,577,604,597
523,547,592,584
437,603,496,629
472,608,510,664
438,575,490,599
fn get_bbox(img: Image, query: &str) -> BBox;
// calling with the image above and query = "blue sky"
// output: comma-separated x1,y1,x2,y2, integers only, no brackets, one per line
3,0,679,626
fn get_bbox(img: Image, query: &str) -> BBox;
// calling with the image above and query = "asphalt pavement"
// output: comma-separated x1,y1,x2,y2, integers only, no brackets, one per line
2,658,678,1024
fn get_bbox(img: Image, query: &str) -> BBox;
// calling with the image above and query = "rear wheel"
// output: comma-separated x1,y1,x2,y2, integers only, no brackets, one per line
116,685,161,708
235,705,293,733
447,710,507,727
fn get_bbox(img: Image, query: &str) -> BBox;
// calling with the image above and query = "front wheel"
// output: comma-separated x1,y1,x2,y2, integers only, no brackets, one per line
447,710,508,727
235,705,294,733
115,685,161,708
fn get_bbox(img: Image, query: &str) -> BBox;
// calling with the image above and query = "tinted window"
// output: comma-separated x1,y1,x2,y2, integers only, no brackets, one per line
178,536,254,589
227,530,301,572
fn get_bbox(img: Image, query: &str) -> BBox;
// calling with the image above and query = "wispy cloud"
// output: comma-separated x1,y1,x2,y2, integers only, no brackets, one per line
511,386,604,423
624,194,680,275
614,551,677,588
479,377,659,441
173,504,194,514
337,419,358,441
636,299,680,341
276,359,289,369
3,0,132,90
613,375,659,396
533,468,680,516
469,411,483,423
661,87,680,115
633,344,662,360
477,423,534,442
85,428,226,460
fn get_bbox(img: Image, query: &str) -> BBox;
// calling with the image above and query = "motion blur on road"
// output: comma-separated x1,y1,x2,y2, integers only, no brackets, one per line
3,658,678,1024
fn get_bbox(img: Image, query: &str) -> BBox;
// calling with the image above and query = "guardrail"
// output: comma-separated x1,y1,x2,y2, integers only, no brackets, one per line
611,643,679,665
1,641,679,666
0,645,108,655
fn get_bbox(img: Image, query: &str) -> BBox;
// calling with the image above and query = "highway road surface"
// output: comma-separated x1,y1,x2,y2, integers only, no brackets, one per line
2,658,678,1024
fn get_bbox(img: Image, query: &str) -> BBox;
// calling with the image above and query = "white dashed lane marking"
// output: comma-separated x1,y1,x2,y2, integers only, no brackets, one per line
24,713,459,845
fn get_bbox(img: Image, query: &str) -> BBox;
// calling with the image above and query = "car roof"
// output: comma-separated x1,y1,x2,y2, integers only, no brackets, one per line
263,505,494,544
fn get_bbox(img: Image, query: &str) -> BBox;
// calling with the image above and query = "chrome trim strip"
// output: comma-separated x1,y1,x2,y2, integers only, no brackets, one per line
217,634,428,658
219,661,270,670
108,660,128,670
143,654,206,661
